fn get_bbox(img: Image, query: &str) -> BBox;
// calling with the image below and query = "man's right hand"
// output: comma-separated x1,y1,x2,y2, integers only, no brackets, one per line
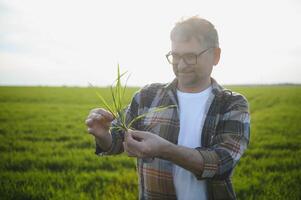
85,108,114,150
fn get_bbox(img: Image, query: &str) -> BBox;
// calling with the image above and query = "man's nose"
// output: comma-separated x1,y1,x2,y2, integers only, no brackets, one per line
177,58,188,71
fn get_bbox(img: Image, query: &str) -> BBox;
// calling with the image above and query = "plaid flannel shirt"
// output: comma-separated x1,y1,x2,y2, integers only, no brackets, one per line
95,78,250,200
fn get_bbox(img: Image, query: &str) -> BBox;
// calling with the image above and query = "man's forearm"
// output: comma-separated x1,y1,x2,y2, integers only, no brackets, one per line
158,142,204,176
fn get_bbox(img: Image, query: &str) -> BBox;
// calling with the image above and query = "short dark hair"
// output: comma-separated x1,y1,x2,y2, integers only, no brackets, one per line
170,16,219,48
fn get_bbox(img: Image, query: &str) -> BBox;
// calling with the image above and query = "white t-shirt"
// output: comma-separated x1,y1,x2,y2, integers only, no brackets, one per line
173,86,212,200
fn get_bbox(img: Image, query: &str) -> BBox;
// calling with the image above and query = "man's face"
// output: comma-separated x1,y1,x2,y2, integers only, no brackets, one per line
171,37,218,90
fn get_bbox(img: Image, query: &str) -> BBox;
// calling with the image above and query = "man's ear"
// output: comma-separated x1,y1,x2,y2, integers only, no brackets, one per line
213,47,221,66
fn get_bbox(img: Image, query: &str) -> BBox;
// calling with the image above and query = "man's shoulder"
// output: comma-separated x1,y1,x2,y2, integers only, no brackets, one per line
218,88,249,113
212,79,248,111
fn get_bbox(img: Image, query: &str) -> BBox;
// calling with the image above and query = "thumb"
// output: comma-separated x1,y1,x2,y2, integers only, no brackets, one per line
125,130,143,142
130,130,149,140
87,128,96,136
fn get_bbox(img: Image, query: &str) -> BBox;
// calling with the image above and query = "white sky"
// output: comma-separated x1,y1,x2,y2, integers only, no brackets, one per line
0,0,301,86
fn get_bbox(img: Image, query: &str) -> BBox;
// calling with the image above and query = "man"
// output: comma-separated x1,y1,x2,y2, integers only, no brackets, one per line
85,16,250,200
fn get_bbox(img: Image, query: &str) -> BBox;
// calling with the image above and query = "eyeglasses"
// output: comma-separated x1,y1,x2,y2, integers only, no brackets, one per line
166,47,213,65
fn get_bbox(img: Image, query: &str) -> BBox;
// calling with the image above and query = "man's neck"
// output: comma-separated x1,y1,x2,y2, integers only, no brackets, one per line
177,78,211,93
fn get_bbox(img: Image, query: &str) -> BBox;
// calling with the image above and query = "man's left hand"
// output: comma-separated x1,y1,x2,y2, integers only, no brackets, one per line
123,129,171,159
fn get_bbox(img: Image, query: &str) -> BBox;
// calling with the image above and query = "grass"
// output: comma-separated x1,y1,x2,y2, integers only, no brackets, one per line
0,85,300,199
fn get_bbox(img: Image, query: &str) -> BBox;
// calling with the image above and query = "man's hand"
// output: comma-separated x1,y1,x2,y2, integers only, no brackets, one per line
123,130,172,159
124,130,205,176
85,108,114,151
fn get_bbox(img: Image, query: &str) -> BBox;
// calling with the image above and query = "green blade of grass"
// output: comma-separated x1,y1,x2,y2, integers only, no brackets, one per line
95,92,117,118
88,82,117,118
117,64,123,111
110,85,119,115
122,73,131,100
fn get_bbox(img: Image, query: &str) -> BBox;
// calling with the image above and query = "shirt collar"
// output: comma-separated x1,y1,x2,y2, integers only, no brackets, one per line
163,77,225,97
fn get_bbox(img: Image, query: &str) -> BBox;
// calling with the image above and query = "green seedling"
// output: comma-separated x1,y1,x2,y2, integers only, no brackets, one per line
90,64,176,133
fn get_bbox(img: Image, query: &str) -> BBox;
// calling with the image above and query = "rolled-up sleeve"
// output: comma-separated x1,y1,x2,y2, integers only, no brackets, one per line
195,94,250,180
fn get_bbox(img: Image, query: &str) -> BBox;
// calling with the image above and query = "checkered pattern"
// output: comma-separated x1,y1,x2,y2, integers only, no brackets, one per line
95,78,250,200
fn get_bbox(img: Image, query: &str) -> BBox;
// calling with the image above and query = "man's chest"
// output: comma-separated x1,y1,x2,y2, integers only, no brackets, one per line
177,98,208,147
138,101,217,147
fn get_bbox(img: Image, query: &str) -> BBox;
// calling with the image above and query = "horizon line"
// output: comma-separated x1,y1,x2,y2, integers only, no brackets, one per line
0,82,301,88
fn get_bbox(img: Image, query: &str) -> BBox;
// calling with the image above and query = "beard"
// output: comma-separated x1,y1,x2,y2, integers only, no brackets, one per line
177,72,201,87
173,65,201,87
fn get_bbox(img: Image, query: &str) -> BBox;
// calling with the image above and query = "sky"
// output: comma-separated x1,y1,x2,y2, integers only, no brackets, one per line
0,0,301,87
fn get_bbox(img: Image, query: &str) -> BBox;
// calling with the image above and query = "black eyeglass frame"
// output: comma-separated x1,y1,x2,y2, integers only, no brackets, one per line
165,47,214,65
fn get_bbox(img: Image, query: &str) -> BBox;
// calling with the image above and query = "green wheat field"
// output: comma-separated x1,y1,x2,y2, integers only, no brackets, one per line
0,85,300,200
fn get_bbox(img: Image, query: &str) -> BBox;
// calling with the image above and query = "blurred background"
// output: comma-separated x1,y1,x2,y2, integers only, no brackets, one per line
1,0,300,87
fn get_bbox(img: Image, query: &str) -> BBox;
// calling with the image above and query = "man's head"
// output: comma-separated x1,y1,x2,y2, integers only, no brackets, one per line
168,16,221,92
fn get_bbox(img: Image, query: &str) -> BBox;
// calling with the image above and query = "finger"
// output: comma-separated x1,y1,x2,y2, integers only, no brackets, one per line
85,118,93,127
87,113,102,120
129,130,146,141
124,131,130,139
87,127,96,136
126,132,136,142
87,114,111,128
123,142,136,157
126,133,144,153
90,108,114,121
90,108,105,115
130,130,144,137
125,131,139,143
125,131,135,142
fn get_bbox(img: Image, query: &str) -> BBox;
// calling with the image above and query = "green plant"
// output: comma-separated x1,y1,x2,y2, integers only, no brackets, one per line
92,64,176,133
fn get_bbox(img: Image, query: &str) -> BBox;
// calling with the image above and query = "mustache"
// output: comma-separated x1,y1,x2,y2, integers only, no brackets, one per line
172,65,195,73
178,71,194,73
175,69,195,73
